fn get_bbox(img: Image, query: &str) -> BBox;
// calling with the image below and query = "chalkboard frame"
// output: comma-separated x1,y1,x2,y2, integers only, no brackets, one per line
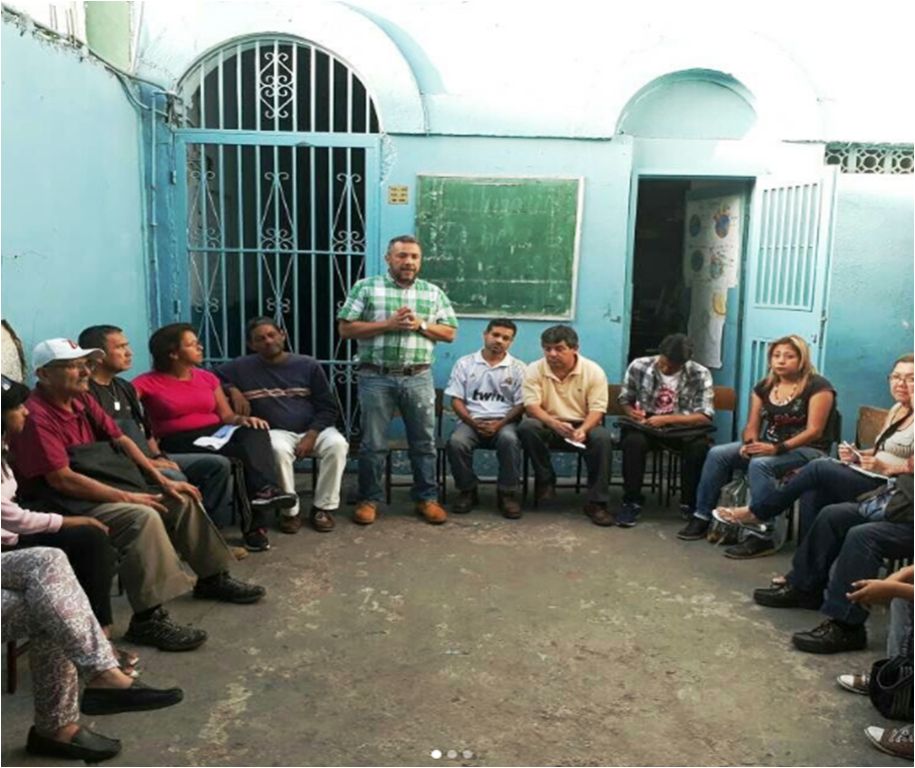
415,173,584,320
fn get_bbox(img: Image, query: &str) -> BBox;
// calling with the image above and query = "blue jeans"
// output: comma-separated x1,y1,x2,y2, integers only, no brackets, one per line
748,457,885,535
788,502,913,626
693,441,823,521
357,370,437,503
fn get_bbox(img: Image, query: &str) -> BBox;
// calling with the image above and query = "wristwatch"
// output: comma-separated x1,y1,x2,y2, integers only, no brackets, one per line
420,320,429,332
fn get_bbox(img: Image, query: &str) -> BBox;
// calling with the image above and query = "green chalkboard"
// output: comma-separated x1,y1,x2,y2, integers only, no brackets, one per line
415,175,582,318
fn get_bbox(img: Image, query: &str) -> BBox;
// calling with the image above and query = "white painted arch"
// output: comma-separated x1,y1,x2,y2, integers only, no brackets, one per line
133,1,426,133
612,31,824,142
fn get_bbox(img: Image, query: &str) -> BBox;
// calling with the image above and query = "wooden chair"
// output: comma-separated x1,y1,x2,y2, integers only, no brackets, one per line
6,639,28,694
856,405,889,448
384,388,447,503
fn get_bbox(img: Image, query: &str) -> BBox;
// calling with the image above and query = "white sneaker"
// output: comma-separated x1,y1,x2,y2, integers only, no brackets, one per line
836,673,869,694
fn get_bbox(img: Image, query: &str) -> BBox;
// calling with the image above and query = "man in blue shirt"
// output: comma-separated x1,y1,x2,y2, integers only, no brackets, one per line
216,317,348,534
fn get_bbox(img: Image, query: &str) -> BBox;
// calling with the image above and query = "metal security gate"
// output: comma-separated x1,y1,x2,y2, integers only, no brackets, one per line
736,169,837,427
172,37,381,437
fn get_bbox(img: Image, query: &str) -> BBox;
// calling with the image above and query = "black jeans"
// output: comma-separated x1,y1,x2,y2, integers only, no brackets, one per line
17,524,116,627
619,429,710,508
161,425,280,500
517,418,612,504
788,502,913,625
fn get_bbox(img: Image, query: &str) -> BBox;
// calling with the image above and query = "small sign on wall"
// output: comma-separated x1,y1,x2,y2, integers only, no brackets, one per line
387,185,409,204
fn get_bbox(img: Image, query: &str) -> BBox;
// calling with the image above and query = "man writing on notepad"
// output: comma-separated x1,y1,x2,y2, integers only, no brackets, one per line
517,325,613,526
616,334,714,528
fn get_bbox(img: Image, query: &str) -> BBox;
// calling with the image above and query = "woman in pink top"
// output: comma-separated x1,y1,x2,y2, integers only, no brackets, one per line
2,376,137,674
132,324,295,550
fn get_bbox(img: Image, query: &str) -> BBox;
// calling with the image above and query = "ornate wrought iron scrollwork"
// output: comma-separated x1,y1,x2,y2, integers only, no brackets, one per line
259,50,295,120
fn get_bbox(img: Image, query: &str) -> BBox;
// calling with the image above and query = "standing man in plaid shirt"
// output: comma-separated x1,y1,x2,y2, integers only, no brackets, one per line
337,235,458,525
616,334,715,527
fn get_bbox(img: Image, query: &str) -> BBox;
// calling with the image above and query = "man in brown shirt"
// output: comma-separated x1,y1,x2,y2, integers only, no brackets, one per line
518,325,614,526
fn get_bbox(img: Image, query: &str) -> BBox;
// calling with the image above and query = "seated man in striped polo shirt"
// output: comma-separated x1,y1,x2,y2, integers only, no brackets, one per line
445,319,526,518
216,317,349,534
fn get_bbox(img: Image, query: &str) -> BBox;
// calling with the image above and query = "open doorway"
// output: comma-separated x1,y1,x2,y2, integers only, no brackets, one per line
628,177,752,435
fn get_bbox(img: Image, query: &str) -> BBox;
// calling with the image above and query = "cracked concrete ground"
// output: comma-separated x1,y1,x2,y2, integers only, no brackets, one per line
0,480,903,766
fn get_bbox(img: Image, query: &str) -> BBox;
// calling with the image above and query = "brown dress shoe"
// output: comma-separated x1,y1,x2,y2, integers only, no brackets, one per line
309,507,335,533
278,514,302,534
353,501,377,525
416,500,447,524
583,502,614,526
535,483,556,503
497,490,522,519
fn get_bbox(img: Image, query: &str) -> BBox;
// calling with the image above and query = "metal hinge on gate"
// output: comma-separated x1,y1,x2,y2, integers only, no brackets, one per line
170,170,177,184
173,299,181,317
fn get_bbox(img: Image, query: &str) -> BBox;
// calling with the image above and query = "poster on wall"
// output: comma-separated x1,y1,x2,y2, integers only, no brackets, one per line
683,193,742,368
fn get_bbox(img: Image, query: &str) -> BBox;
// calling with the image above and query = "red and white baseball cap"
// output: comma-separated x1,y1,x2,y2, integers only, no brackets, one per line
32,338,104,370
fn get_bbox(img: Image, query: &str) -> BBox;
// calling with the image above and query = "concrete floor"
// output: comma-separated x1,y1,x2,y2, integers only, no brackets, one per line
0,480,903,766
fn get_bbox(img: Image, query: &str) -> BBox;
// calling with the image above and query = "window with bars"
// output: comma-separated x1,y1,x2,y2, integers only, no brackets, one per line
179,37,380,134
824,143,913,174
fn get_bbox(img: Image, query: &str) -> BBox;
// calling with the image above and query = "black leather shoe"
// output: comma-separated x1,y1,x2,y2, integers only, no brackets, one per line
81,680,184,716
27,725,121,762
677,517,709,540
753,583,822,609
452,488,479,514
193,572,266,604
792,619,867,654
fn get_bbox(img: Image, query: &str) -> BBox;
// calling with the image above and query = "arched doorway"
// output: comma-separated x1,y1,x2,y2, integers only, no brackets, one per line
174,35,381,435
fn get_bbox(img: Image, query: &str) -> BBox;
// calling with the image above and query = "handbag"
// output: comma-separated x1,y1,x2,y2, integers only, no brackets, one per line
32,440,153,515
869,656,914,721
707,476,750,545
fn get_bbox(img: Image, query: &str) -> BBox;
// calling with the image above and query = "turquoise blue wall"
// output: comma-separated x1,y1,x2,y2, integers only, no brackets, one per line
379,135,634,388
1,22,150,375
824,175,915,442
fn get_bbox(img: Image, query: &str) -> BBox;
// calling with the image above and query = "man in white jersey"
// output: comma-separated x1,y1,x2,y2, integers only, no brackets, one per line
445,319,526,518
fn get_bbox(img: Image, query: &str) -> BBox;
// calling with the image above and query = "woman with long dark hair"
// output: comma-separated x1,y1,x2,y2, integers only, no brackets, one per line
715,353,913,533
677,335,836,557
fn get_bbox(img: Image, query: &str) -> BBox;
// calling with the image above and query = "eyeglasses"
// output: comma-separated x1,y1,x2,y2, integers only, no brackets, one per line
888,374,915,384
47,360,97,373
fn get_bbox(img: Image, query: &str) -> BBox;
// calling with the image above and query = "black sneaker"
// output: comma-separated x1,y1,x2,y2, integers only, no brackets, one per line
243,527,270,552
251,486,297,512
124,608,207,652
616,502,641,528
792,619,867,654
193,572,266,604
724,535,776,559
677,516,710,540
753,583,822,609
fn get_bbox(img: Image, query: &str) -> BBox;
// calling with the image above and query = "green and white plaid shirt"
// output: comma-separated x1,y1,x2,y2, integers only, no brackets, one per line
337,272,458,367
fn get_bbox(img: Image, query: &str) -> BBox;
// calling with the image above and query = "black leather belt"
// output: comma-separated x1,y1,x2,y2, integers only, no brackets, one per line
358,363,431,376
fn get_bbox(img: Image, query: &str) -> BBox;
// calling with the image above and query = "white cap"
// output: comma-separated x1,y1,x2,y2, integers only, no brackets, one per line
32,338,104,370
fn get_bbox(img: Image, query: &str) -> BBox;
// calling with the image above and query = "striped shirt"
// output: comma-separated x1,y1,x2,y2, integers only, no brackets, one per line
445,351,526,419
337,272,458,366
